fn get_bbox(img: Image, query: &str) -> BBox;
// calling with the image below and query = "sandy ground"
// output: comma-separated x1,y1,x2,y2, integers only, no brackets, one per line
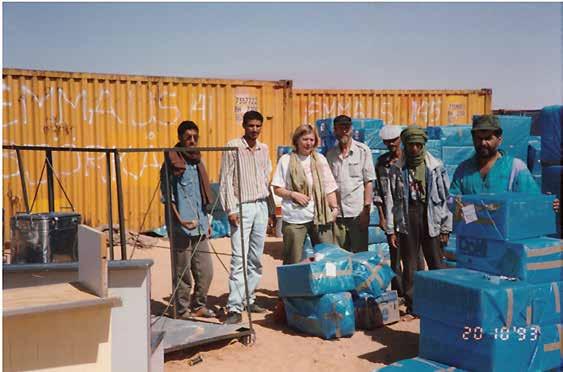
129,236,420,372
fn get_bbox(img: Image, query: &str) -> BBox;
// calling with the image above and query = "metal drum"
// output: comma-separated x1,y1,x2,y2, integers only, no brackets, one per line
10,212,82,264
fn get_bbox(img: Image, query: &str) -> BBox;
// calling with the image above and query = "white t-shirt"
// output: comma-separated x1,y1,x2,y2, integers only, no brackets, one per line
271,153,337,224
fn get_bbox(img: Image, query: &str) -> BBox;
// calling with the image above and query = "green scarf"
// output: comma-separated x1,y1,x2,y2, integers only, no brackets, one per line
401,126,428,200
288,152,332,225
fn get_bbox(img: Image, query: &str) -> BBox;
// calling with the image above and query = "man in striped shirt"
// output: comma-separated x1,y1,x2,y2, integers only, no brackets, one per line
219,110,274,324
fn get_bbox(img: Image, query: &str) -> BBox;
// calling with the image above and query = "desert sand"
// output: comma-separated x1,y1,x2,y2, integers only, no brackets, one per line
129,236,420,372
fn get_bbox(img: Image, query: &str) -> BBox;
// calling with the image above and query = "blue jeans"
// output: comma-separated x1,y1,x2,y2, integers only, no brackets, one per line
227,200,268,314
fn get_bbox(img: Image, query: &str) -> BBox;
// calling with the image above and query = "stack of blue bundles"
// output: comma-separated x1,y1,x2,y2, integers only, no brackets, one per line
315,118,386,150
375,357,466,371
301,235,314,260
527,136,542,187
414,268,562,371
210,212,230,238
351,251,395,298
278,244,356,339
531,105,561,165
369,226,387,244
496,115,532,163
452,193,556,241
283,292,355,339
456,236,562,283
425,139,442,160
427,125,473,146
369,205,380,226
441,146,475,166
277,245,354,297
368,242,390,262
352,128,365,143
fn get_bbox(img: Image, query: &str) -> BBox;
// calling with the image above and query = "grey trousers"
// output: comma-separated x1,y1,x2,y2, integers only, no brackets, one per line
334,215,369,253
172,234,213,315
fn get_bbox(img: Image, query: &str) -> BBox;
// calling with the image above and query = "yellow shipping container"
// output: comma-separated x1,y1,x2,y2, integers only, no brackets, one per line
293,89,492,126
2,68,292,233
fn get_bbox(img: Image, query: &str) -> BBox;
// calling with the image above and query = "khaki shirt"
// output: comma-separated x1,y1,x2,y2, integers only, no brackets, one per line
326,140,376,218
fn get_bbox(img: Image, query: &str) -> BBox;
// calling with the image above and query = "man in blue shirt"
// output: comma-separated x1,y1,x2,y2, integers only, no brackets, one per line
161,120,215,319
450,115,539,195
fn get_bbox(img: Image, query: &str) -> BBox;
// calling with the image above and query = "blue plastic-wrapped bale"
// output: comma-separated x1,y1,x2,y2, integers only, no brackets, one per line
277,246,354,297
376,357,467,371
369,226,387,244
542,165,562,198
445,165,457,180
283,292,355,339
414,269,562,328
369,206,380,226
425,139,442,160
354,290,399,330
277,146,293,160
530,105,562,164
301,235,314,260
429,125,473,146
443,234,456,260
351,251,395,297
451,193,557,240
527,136,542,176
496,115,532,162
211,211,230,238
442,146,475,166
456,236,563,283
210,183,224,212
351,119,385,149
443,259,457,268
368,242,390,261
419,318,562,372
351,128,365,143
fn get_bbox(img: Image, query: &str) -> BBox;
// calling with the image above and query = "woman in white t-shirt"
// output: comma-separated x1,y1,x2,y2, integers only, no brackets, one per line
271,124,339,264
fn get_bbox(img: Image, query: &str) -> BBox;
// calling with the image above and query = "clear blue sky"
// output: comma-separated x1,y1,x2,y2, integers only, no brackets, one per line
3,2,561,109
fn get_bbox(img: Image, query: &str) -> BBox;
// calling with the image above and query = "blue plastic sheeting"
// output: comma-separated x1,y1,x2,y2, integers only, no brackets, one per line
530,105,562,163
542,165,562,198
283,292,355,339
427,125,473,146
419,318,562,372
376,357,466,371
351,251,395,297
527,136,542,176
354,291,399,330
441,146,475,166
211,212,230,238
451,193,557,241
151,225,168,237
369,208,380,226
426,139,442,160
456,236,563,283
210,183,224,212
443,234,456,260
369,226,388,244
368,242,390,261
443,259,457,268
414,269,562,328
277,146,293,160
445,165,457,180
301,235,314,260
277,246,355,297
352,128,365,143
497,115,532,162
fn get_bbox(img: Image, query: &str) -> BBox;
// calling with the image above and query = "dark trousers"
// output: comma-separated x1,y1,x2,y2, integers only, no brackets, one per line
172,234,214,315
398,200,444,313
389,238,425,298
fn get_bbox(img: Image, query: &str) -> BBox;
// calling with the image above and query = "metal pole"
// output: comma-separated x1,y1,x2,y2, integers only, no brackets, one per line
15,149,30,213
163,154,178,319
114,151,127,260
106,151,114,261
235,149,254,335
45,150,55,212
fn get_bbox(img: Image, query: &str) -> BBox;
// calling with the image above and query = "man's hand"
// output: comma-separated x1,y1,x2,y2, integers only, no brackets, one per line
439,233,450,246
387,233,399,249
268,215,277,230
291,192,310,207
358,207,370,231
228,213,240,228
181,220,198,230
553,198,560,213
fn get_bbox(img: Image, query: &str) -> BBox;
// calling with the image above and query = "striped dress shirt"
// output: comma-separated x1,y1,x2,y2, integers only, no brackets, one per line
219,137,272,215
